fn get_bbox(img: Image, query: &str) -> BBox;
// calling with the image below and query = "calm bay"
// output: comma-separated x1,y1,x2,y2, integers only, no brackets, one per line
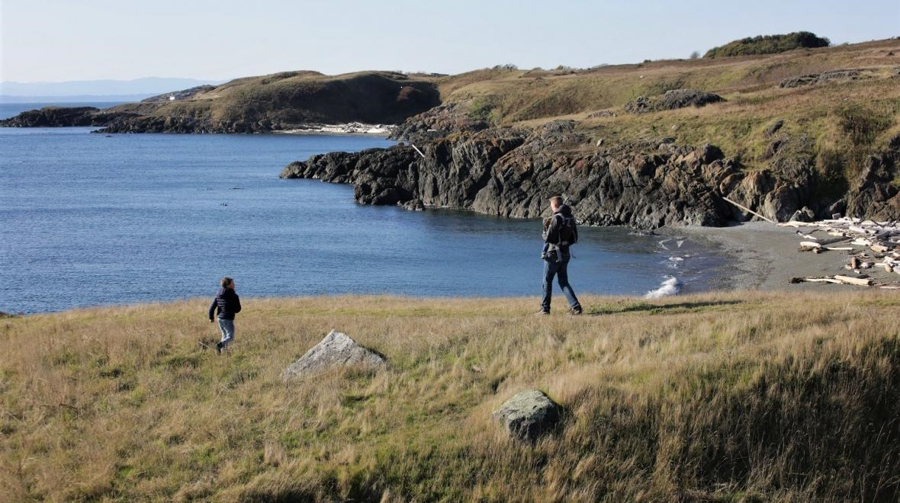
0,124,732,313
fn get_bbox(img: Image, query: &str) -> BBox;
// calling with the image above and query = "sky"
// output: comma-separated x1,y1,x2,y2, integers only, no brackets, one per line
1,0,898,83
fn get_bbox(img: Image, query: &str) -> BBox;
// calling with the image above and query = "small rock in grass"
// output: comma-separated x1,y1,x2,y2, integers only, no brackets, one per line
492,390,561,442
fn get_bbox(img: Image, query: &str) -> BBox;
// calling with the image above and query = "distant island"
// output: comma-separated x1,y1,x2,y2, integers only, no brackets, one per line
3,33,899,227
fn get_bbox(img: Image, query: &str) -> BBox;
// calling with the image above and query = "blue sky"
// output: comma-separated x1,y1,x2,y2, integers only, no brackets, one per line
1,0,898,82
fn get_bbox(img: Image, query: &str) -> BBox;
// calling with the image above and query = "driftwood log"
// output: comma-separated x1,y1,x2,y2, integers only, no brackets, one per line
834,275,874,287
784,217,900,289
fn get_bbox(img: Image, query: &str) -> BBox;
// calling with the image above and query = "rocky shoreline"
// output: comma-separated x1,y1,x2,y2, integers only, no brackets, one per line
0,106,136,128
0,109,397,136
0,108,400,136
281,118,900,229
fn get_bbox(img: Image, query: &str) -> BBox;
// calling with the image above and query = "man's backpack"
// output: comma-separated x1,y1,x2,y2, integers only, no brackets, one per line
555,214,578,245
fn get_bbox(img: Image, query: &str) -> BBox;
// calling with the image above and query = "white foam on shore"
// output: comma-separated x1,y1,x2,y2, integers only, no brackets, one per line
645,277,683,299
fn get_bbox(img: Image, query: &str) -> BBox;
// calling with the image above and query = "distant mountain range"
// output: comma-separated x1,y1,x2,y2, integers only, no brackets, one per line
0,77,225,103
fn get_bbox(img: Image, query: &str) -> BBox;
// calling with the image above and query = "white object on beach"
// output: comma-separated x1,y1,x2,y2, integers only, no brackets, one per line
834,275,874,287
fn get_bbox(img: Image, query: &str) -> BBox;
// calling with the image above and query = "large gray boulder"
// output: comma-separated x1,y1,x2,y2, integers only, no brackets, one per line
492,390,562,442
282,330,386,380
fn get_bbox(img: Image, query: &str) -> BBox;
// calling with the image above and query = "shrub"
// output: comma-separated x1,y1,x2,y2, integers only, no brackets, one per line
468,97,498,123
837,104,894,147
704,31,830,58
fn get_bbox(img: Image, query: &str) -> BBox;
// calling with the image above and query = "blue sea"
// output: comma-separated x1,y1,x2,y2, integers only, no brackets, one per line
0,108,732,313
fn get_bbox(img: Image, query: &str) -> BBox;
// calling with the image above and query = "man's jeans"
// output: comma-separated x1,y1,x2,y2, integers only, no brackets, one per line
542,255,581,312
217,318,235,348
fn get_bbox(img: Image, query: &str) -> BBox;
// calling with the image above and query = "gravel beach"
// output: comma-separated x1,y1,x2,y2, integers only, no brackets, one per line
678,221,900,292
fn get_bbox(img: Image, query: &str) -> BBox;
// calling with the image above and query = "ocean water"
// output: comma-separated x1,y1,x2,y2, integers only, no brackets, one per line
0,127,730,313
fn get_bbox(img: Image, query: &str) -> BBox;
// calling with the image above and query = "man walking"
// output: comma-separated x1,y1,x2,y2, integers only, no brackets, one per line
209,277,241,353
540,196,583,315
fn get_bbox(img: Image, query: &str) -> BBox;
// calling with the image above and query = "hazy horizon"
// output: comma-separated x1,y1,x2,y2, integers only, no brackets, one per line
0,77,225,100
2,0,898,84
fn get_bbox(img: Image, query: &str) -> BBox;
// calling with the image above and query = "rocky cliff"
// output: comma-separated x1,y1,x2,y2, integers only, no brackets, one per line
282,120,900,228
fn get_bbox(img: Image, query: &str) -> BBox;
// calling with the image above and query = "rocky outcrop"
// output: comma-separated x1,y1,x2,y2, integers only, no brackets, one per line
284,119,900,227
389,102,490,143
282,330,386,380
0,107,135,127
779,69,869,88
586,110,617,119
624,89,724,114
283,121,740,228
101,116,238,134
844,135,900,220
492,390,562,442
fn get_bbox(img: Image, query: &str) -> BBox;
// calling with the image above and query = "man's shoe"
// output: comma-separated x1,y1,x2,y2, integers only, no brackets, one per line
569,307,583,316
535,310,550,316
215,342,223,354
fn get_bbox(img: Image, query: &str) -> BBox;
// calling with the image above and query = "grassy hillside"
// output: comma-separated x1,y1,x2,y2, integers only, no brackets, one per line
2,293,899,501
91,38,898,140
429,39,900,188
107,71,442,128
434,39,899,124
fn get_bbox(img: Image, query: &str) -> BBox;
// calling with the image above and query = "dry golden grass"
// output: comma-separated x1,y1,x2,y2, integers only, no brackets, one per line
2,292,900,501
569,76,900,166
437,39,900,124
433,40,900,192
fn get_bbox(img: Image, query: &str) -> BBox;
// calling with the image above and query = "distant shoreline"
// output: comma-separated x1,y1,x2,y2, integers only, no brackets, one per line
273,122,395,136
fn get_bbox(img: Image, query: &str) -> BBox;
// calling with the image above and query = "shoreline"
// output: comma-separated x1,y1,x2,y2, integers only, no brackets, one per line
677,221,900,291
273,122,395,136
5,222,893,317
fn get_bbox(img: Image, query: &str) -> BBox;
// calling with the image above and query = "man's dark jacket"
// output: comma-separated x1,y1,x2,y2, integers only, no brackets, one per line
543,204,578,257
208,287,242,320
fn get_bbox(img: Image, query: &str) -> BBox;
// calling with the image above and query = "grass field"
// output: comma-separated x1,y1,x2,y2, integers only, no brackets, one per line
2,292,899,501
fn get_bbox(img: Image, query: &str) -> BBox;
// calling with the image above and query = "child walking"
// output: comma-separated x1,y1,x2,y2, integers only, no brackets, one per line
208,277,241,354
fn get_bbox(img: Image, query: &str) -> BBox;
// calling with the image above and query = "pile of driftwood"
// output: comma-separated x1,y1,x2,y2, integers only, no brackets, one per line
781,217,900,289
